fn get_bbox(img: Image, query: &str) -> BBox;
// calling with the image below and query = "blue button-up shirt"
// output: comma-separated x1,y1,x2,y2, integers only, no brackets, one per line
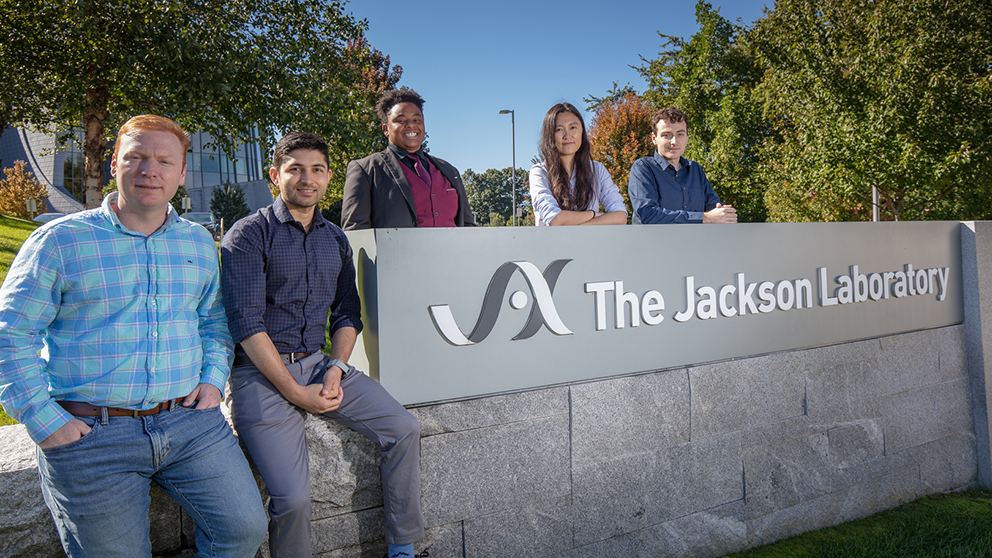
628,153,722,224
220,196,362,352
0,194,232,443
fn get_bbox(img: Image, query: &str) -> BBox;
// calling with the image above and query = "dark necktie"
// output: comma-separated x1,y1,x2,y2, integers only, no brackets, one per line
409,155,432,186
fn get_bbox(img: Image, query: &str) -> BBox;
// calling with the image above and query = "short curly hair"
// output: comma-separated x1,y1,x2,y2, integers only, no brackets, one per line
376,88,425,126
650,107,689,133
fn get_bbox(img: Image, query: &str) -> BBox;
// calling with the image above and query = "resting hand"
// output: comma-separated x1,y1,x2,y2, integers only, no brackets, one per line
183,383,223,409
703,203,738,224
38,418,92,450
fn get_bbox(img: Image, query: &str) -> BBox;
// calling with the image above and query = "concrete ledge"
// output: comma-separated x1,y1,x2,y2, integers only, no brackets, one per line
0,325,978,558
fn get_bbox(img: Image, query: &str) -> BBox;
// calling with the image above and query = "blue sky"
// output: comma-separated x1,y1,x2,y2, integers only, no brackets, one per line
347,0,771,175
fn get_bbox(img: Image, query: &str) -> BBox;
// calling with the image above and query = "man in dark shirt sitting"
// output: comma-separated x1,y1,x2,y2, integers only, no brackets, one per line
628,107,738,224
220,132,424,558
341,88,474,230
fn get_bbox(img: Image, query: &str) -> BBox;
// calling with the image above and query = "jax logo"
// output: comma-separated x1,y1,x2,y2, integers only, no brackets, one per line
429,260,574,346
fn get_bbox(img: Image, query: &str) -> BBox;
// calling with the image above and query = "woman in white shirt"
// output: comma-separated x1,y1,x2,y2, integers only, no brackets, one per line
529,102,628,226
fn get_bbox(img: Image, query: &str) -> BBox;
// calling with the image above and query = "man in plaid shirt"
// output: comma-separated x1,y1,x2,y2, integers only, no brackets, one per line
0,115,267,557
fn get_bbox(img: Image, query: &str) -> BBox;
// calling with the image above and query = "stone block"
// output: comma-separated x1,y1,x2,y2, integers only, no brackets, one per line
463,496,572,558
410,387,568,437
807,358,882,427
887,431,978,495
420,414,569,527
936,325,968,382
690,354,804,440
743,414,827,450
0,424,187,558
825,419,887,492
882,376,973,453
571,369,688,469
306,415,383,518
572,433,742,546
877,329,940,396
311,506,384,555
811,337,880,369
147,489,184,553
419,521,464,558
640,500,746,558
746,483,872,549
0,425,63,558
551,531,640,558
743,432,831,520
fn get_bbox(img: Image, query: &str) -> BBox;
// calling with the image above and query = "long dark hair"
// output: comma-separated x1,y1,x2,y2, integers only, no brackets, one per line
539,103,594,211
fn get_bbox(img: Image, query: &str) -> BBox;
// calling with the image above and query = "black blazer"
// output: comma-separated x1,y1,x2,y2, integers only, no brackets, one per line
341,148,475,230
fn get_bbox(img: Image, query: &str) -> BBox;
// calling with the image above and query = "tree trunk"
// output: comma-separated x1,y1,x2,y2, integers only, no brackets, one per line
82,88,109,209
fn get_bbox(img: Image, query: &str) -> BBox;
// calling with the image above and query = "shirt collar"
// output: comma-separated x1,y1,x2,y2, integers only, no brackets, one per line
653,152,690,171
100,191,179,236
388,142,426,159
272,195,326,229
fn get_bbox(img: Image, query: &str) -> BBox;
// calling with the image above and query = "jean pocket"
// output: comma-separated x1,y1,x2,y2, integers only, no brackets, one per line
41,417,101,455
175,401,224,414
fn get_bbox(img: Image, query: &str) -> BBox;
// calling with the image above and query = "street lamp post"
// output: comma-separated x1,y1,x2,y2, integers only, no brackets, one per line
499,109,516,226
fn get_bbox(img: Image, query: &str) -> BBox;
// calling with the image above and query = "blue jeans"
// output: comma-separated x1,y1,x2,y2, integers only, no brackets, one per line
37,403,268,558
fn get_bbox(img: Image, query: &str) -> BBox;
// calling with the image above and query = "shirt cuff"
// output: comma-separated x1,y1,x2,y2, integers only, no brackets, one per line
199,366,229,397
689,211,704,223
24,398,74,445
541,205,562,224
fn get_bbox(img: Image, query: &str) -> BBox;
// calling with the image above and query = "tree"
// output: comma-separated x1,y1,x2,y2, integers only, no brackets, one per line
210,184,251,228
462,167,530,226
635,0,770,222
749,0,992,221
586,92,655,218
318,37,403,210
0,161,48,219
0,0,385,210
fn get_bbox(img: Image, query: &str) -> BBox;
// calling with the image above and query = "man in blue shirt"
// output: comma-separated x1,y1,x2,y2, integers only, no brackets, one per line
0,115,267,557
628,107,738,224
221,132,424,558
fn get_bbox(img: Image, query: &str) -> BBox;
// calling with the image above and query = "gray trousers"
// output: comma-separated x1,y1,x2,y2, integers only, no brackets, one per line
229,353,423,558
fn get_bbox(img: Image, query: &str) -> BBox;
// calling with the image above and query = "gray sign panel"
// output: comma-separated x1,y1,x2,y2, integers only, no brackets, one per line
346,222,963,405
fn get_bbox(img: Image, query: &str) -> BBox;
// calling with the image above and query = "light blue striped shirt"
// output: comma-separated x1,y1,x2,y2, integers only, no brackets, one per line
0,193,232,443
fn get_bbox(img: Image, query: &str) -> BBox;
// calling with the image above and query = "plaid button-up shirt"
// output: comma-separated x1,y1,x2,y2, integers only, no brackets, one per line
0,193,232,443
220,196,362,353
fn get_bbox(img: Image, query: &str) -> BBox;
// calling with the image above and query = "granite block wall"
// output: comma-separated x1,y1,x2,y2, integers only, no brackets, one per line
0,325,977,558
296,324,975,558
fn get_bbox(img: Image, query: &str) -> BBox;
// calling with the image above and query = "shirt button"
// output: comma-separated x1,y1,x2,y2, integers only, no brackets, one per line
152,332,158,337
431,194,435,198
435,212,439,216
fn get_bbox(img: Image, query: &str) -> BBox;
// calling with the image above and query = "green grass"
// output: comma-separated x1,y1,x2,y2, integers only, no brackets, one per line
0,215,39,426
727,490,992,558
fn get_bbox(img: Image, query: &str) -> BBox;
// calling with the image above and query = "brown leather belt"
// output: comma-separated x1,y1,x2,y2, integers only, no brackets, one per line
57,398,184,418
232,351,314,368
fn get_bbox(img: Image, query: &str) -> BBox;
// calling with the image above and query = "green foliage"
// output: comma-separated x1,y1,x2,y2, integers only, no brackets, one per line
587,92,655,219
461,167,530,226
210,184,250,228
729,491,992,557
0,161,48,219
0,0,398,210
749,0,992,221
0,213,40,281
636,1,769,222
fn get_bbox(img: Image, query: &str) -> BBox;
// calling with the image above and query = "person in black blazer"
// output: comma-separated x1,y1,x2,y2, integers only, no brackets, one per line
342,88,475,230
